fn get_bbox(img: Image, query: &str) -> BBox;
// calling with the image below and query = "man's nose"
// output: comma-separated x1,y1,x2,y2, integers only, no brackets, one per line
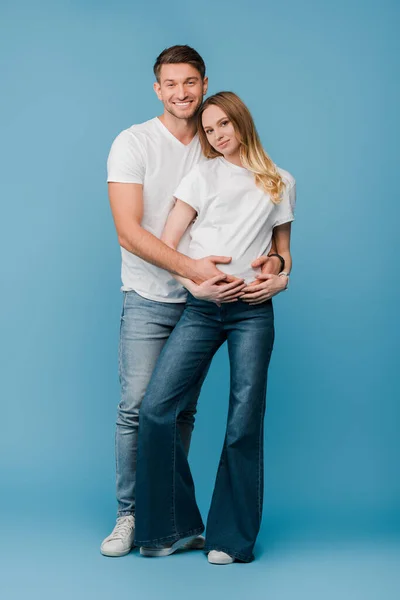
176,85,187,99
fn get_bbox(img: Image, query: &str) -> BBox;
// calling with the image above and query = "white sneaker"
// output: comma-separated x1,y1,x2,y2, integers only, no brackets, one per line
100,516,135,557
140,534,200,557
208,550,234,565
183,535,205,550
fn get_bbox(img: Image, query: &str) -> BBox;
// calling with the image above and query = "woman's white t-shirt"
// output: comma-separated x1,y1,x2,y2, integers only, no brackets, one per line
173,157,296,284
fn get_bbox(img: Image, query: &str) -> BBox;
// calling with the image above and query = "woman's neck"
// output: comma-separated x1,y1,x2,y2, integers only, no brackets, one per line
222,151,243,168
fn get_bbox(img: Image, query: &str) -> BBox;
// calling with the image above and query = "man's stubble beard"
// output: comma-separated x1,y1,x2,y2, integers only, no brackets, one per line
164,97,203,122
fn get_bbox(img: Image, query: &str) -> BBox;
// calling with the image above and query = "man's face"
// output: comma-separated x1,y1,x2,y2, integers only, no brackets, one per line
154,63,208,120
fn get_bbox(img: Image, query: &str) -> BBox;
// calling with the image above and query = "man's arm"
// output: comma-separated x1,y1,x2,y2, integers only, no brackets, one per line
108,182,232,285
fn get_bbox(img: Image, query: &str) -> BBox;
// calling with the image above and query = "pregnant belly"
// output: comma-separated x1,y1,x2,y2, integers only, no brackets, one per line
217,261,261,284
188,239,263,284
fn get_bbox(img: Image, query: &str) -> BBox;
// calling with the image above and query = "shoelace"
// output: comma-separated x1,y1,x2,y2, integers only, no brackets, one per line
109,517,134,540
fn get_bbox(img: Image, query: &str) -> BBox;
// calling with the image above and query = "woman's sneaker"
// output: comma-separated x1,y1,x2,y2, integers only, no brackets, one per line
183,535,205,550
140,534,202,557
100,516,135,557
208,550,234,565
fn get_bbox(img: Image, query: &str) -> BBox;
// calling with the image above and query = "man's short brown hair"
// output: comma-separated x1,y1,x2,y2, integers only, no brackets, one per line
153,45,206,82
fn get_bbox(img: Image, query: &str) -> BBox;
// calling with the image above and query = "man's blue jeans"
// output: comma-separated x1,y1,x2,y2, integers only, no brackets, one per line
134,294,275,562
116,291,208,517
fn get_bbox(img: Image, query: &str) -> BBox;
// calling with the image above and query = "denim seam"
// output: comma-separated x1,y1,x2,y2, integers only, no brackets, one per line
171,409,177,535
257,326,275,524
135,526,204,546
257,383,267,524
170,337,224,536
116,292,127,516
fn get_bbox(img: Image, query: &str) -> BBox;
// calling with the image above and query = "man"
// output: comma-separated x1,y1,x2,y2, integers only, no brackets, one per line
101,45,283,557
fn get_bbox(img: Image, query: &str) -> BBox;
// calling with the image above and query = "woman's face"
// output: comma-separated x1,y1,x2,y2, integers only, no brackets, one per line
202,105,240,158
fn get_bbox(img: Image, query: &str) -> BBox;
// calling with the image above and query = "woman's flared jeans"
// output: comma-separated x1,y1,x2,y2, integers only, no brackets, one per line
134,294,275,562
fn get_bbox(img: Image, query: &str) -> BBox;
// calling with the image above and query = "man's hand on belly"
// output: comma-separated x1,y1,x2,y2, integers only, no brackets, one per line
190,255,234,285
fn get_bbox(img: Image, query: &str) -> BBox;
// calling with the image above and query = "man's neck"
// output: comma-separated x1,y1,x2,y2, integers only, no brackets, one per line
158,112,197,146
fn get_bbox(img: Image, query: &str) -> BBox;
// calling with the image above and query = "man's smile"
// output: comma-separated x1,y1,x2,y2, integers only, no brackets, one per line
173,100,193,108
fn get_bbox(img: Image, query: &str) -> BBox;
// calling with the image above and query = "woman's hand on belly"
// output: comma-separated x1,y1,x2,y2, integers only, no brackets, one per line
190,273,246,305
241,273,287,305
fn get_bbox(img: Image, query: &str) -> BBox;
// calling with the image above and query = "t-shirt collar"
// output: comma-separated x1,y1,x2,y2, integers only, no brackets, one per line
219,156,248,173
154,117,198,149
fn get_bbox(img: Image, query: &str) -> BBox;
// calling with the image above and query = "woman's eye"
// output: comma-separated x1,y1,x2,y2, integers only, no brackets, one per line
221,120,228,126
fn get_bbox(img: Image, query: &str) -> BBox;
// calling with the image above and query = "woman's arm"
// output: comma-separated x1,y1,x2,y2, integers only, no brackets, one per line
273,222,292,274
162,199,246,303
250,231,284,276
161,200,199,294
161,199,197,250
241,223,292,305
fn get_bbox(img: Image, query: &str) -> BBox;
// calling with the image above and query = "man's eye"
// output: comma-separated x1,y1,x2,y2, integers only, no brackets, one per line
167,84,174,87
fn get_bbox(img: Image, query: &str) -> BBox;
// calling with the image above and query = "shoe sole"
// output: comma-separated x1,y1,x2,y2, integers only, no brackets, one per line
100,545,134,557
183,535,205,550
140,535,199,557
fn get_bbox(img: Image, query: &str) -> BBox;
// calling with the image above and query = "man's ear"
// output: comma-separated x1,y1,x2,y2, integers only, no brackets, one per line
202,76,209,96
153,81,162,101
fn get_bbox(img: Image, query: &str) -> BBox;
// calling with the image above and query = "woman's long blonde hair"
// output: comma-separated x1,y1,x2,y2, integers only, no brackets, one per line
197,91,285,204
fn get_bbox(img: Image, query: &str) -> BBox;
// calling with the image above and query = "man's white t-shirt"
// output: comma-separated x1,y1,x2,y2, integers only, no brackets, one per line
173,157,296,284
107,117,204,302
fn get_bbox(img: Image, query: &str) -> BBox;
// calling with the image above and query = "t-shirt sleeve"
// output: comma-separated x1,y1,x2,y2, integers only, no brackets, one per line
273,172,296,228
107,130,145,184
173,166,205,214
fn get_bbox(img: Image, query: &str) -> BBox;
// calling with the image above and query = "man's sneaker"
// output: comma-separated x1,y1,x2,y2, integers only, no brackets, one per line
100,516,135,557
183,535,205,550
208,550,235,565
140,534,200,557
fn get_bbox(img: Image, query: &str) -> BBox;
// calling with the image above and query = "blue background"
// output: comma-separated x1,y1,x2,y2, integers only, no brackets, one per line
1,0,399,598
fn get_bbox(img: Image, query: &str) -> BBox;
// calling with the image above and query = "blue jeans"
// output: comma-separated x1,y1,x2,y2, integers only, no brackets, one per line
134,294,275,562
116,291,209,517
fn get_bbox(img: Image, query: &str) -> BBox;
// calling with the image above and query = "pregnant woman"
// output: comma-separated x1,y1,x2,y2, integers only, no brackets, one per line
134,92,296,564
